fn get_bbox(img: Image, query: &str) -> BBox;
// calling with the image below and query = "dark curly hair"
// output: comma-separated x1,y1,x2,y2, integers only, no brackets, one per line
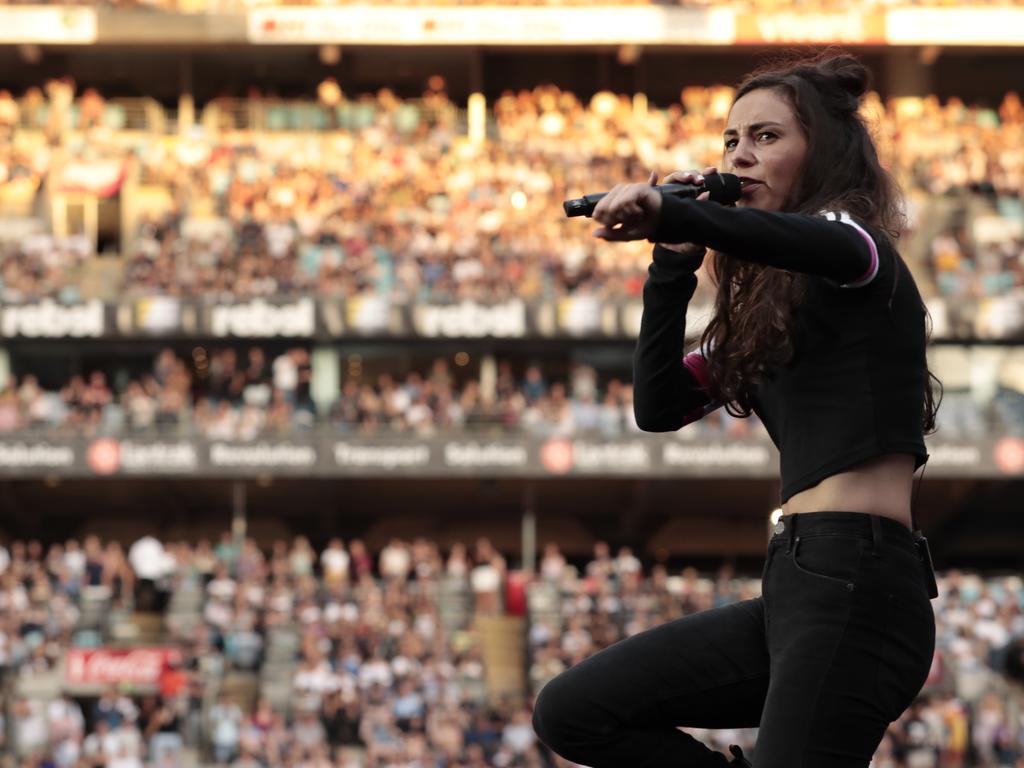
700,48,941,435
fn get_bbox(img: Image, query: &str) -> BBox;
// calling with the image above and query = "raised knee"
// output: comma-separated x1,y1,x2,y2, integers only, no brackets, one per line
531,678,562,747
532,673,582,753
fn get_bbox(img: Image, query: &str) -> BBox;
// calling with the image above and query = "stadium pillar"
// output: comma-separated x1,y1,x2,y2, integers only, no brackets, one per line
468,93,487,146
479,355,497,406
232,481,247,552
311,346,340,415
178,55,194,134
469,46,483,95
521,483,536,574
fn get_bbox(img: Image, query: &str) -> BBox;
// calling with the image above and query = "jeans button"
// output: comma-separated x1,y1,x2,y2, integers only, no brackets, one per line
773,520,785,535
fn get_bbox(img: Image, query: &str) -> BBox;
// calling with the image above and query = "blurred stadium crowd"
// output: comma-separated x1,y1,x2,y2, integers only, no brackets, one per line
1,533,1022,767
0,81,1021,309
5,345,1024,442
0,349,765,441
0,28,1022,768
1,78,1023,442
3,0,1022,9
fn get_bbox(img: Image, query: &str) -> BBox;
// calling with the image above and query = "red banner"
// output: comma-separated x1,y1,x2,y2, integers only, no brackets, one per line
55,159,126,198
65,647,182,686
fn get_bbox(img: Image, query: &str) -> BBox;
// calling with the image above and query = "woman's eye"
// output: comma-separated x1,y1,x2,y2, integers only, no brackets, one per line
724,133,770,149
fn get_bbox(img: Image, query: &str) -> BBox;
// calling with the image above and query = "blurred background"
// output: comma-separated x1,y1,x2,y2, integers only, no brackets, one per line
0,0,1023,766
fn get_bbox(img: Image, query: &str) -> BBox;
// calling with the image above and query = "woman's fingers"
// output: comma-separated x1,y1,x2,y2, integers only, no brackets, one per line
663,169,709,185
596,183,646,226
591,182,660,240
596,223,642,242
592,184,621,225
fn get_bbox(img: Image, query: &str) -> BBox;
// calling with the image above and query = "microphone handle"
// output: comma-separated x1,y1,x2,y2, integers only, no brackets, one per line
564,182,702,218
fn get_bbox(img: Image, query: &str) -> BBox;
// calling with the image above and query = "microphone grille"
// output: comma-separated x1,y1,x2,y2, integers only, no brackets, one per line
705,173,742,205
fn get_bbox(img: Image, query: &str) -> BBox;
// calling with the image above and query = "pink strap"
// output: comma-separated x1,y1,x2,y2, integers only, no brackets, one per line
844,223,879,287
822,211,879,288
683,351,710,390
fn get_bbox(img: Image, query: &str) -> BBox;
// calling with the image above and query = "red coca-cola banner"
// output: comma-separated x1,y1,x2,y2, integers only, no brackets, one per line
54,159,126,197
65,647,182,686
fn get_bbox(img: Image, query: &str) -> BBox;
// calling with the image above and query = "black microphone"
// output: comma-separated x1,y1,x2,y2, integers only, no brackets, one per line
563,172,742,218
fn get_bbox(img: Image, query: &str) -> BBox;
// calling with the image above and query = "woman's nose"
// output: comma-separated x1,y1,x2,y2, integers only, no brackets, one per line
730,139,757,167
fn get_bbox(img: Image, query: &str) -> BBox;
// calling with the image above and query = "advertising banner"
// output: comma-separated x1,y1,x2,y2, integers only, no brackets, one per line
79,5,1024,48
0,300,107,339
65,647,183,687
54,159,126,197
0,7,97,44
886,8,1024,45
735,11,885,45
1,298,1016,341
206,297,317,338
409,300,528,339
247,7,734,46
0,434,1019,479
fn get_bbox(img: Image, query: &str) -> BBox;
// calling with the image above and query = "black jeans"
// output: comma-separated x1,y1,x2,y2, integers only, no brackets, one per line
532,511,936,768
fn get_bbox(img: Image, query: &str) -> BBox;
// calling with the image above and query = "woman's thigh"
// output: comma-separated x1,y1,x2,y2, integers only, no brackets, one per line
536,596,770,733
757,532,936,768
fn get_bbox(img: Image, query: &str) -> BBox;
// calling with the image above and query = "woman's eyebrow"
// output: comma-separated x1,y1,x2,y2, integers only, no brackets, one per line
723,121,783,137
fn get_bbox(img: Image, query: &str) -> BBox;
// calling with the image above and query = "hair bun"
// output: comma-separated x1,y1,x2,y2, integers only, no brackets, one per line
819,53,870,100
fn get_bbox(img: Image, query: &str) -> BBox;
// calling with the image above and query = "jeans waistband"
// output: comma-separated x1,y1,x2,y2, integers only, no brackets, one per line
770,511,917,556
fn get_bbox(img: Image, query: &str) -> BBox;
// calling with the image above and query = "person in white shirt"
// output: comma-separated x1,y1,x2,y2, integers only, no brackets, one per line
208,694,243,765
13,697,48,758
320,538,350,586
273,350,299,404
379,539,411,582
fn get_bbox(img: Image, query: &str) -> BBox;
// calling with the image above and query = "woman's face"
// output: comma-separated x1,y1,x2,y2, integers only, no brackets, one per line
722,88,808,212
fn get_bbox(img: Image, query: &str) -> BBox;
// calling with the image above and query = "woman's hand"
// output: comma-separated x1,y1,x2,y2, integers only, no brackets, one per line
654,167,716,254
592,168,714,244
591,171,663,242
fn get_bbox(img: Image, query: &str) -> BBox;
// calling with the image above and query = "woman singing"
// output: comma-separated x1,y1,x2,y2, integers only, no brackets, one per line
532,51,941,768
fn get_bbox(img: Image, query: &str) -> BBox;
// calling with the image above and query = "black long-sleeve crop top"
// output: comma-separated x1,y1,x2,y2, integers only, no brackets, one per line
633,193,930,504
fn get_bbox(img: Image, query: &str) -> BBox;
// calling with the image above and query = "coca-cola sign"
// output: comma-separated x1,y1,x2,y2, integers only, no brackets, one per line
65,647,182,686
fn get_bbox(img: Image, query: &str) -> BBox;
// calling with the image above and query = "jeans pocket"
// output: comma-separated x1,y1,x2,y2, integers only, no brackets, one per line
875,584,936,721
790,535,865,588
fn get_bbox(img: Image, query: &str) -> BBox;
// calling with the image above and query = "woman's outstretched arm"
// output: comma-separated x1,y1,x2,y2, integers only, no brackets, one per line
649,195,882,289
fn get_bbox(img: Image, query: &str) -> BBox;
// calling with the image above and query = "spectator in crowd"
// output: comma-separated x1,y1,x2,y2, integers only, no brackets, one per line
2,80,1021,316
208,693,243,764
3,530,1024,765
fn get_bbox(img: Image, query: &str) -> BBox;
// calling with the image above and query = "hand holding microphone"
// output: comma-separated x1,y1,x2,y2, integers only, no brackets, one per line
565,168,740,244
652,167,721,256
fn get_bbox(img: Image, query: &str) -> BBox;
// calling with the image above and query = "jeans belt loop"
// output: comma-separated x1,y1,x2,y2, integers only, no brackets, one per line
869,513,883,557
786,515,796,553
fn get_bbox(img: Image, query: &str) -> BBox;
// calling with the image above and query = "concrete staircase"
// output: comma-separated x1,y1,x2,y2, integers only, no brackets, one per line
259,624,301,714
165,575,205,640
473,615,527,709
438,575,474,635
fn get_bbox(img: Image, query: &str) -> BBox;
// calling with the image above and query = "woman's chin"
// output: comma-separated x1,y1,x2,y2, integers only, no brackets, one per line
738,200,773,211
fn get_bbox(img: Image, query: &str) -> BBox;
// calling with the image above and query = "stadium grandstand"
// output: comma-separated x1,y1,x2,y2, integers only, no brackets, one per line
1,0,1024,766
